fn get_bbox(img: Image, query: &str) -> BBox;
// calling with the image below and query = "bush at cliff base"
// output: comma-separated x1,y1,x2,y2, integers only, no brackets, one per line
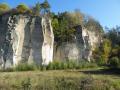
108,57,120,69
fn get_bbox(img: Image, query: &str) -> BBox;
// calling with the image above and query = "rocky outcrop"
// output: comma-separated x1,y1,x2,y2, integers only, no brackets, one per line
0,14,101,68
54,25,102,61
42,16,54,65
0,14,54,68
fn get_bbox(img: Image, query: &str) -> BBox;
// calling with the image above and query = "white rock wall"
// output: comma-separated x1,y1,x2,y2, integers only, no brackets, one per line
54,26,101,61
11,16,29,66
41,16,54,65
0,15,54,68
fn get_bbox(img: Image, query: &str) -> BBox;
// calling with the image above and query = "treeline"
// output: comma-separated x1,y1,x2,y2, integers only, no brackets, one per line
93,26,120,68
0,1,103,43
0,0,50,15
51,11,103,44
105,27,120,68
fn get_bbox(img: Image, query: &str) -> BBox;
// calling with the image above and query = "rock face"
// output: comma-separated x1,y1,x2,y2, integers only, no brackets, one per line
41,16,54,65
0,14,101,68
0,14,54,68
54,25,102,61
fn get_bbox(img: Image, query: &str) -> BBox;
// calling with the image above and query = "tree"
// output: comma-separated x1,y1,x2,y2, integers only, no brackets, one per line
101,39,112,63
16,4,29,13
41,0,51,14
106,26,120,47
84,17,104,33
93,39,112,64
108,57,120,69
111,45,120,58
0,3,10,14
52,18,59,31
52,12,76,44
33,2,41,16
105,26,120,59
66,9,84,27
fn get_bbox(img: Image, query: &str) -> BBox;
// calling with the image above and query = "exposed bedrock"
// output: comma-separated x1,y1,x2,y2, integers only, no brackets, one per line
0,14,101,68
54,25,102,62
0,14,54,68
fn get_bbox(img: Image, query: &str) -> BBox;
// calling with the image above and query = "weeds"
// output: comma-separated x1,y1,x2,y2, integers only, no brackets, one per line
14,63,38,71
21,77,31,90
1,61,98,72
46,60,98,70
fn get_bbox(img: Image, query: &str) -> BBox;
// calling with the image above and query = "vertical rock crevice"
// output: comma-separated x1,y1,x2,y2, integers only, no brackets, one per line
28,16,43,65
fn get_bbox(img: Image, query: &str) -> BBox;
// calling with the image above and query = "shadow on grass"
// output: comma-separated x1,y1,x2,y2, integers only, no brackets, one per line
79,68,120,76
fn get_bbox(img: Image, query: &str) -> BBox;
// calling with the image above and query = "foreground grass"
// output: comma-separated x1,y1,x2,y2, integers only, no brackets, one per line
0,69,119,90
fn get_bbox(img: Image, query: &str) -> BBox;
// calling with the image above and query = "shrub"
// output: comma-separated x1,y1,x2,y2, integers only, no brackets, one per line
16,4,29,13
32,2,41,16
14,63,37,71
25,9,32,14
95,56,106,66
80,75,94,90
75,61,98,69
0,3,10,14
67,61,76,69
54,75,115,90
0,68,14,72
46,62,53,70
46,61,68,70
46,60,98,70
53,61,62,70
21,78,31,90
108,57,120,69
54,77,78,90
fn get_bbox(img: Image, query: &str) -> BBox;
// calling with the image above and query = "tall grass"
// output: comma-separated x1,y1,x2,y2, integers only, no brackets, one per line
0,74,119,90
46,60,98,70
14,63,38,71
1,60,98,72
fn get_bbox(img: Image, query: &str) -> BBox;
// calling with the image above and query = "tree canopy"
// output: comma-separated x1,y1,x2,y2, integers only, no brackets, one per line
32,2,41,16
84,17,104,33
41,0,51,14
0,3,10,14
16,4,29,13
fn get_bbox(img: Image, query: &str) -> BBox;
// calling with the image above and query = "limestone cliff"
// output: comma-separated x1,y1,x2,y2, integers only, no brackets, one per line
0,14,101,68
0,14,54,68
54,25,102,62
41,16,54,65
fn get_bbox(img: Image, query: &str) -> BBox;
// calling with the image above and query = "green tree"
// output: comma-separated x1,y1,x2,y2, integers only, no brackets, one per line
52,12,76,44
105,26,120,59
108,57,120,68
33,2,41,16
111,45,120,58
85,17,104,33
93,39,112,64
66,9,84,27
41,0,50,14
106,26,120,47
52,18,59,31
101,39,112,63
16,4,29,13
52,18,59,41
0,3,10,14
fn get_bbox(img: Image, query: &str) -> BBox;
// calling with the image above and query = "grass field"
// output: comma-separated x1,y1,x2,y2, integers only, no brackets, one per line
0,68,120,90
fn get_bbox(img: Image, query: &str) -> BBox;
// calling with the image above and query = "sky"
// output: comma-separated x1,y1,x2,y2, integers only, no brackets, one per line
0,0,120,28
